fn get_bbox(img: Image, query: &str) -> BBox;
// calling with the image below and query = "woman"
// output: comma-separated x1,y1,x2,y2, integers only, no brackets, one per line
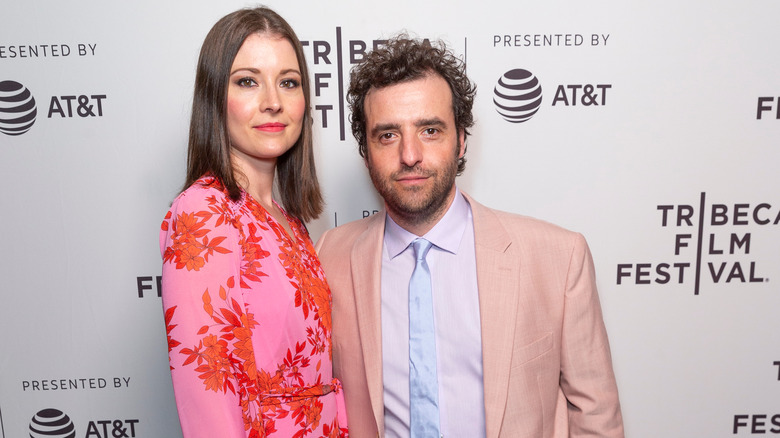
160,7,347,437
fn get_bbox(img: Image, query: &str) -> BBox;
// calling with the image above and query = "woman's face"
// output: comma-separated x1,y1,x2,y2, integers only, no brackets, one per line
226,32,306,169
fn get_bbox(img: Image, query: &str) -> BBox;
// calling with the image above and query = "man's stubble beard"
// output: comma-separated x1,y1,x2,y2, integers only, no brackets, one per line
367,149,459,229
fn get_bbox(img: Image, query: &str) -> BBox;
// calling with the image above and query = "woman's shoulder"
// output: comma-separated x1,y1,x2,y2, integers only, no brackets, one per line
171,176,234,212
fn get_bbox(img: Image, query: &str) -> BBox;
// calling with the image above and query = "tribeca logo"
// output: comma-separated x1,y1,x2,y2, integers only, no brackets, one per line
0,80,37,136
757,96,780,120
493,69,543,123
732,414,780,434
29,408,76,438
616,192,775,294
300,29,390,141
300,31,470,141
731,361,780,434
136,275,162,298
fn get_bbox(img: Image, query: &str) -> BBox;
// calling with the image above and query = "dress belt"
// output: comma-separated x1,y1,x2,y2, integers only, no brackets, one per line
259,378,342,404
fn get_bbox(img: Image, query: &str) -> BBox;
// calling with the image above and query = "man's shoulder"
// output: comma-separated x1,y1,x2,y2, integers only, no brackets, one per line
468,195,581,242
324,214,378,238
494,208,576,235
471,201,591,267
316,213,383,254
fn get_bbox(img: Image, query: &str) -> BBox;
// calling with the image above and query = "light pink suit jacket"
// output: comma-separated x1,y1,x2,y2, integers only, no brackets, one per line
315,193,624,438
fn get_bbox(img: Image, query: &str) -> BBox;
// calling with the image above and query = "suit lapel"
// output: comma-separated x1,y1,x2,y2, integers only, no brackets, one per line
465,194,518,438
350,212,387,432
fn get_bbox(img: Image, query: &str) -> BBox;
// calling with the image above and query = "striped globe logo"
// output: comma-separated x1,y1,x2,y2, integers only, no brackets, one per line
0,80,38,136
29,408,76,438
493,69,543,123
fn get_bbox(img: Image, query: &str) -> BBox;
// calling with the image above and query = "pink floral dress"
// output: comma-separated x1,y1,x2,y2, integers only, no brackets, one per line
160,176,348,438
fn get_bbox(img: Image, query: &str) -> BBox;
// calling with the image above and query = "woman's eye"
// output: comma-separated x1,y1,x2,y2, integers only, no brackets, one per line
236,77,256,87
281,79,300,89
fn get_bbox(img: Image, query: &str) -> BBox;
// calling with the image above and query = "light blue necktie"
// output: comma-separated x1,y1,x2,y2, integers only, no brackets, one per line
409,238,441,437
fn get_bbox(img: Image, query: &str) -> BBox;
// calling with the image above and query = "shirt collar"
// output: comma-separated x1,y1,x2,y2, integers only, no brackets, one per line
384,187,471,259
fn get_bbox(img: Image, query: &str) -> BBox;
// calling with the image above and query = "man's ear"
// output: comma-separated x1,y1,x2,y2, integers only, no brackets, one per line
458,128,466,158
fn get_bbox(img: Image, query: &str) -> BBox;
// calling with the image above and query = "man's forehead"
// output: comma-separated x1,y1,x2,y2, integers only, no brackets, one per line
364,76,454,120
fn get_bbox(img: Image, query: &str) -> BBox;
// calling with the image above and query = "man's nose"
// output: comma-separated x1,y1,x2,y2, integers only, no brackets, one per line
399,135,423,167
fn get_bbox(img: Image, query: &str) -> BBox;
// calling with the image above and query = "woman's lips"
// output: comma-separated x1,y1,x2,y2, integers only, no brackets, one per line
255,122,286,132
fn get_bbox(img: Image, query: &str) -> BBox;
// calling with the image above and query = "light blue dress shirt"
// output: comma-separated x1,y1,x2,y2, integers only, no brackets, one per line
381,189,486,438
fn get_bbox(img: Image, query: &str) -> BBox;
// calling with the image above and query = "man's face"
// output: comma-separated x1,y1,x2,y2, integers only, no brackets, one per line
363,73,465,230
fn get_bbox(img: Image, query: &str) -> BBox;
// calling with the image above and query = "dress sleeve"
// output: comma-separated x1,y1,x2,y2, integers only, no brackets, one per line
159,188,248,438
559,233,625,437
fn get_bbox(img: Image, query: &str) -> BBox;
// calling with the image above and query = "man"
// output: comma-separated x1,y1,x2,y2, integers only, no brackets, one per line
316,36,624,438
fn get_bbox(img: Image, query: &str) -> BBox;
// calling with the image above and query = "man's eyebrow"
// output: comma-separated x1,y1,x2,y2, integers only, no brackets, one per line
415,118,446,128
369,122,401,137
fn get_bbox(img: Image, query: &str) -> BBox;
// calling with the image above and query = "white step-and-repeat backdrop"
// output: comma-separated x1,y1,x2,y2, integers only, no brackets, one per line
2,1,778,436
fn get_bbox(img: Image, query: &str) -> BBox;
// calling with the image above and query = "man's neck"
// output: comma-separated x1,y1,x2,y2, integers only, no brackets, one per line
386,187,458,236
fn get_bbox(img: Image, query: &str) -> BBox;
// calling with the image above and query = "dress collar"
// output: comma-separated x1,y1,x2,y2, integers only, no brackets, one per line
384,187,471,259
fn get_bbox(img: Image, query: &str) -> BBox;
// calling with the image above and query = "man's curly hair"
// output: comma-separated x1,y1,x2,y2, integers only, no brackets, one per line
347,35,476,175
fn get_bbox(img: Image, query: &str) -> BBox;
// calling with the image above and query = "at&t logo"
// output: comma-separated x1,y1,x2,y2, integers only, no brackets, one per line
28,408,140,438
493,69,542,123
0,80,37,136
1,78,107,137
492,68,612,124
29,409,75,438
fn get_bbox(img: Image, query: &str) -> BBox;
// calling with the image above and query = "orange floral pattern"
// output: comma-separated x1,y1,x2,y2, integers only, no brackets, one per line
160,176,347,438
